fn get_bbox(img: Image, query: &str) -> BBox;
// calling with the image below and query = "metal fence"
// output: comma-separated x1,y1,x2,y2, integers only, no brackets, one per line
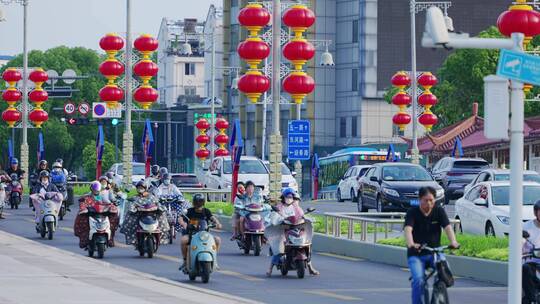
320,212,460,243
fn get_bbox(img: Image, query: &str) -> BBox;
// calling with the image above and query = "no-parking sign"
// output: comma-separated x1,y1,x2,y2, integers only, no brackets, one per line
92,102,122,118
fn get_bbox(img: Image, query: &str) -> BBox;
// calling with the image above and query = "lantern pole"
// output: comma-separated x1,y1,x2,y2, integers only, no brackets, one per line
21,0,29,186
269,0,283,202
122,0,134,187
210,27,216,164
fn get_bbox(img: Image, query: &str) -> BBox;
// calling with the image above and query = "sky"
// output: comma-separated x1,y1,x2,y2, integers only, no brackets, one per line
0,0,221,55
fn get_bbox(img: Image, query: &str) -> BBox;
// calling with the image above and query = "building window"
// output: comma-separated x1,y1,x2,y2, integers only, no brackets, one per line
184,86,196,96
351,117,358,137
352,69,358,92
340,117,347,138
352,20,359,43
184,63,195,75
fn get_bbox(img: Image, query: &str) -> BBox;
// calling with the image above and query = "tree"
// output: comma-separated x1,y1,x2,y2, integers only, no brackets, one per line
82,140,118,180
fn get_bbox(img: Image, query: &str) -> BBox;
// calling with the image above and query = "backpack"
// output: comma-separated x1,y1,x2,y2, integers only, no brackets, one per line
51,169,66,185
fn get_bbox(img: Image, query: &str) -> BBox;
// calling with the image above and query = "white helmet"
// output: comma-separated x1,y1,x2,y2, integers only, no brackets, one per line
52,162,62,169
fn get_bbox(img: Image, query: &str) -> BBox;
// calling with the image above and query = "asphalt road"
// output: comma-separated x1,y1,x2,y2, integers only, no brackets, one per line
0,204,505,304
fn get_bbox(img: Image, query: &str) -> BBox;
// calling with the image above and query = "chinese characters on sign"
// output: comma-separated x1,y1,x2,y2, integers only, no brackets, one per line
288,120,310,160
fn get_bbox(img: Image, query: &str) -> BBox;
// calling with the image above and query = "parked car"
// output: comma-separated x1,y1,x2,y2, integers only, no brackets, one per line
357,163,444,212
263,161,298,193
336,165,371,202
455,181,539,237
199,156,270,196
430,157,490,203
108,162,146,185
464,169,540,194
171,173,203,188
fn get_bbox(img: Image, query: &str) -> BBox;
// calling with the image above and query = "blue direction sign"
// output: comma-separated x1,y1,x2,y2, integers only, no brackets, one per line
497,49,540,86
288,120,310,160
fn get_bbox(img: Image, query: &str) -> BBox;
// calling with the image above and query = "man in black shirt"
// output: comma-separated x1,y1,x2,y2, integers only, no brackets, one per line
404,186,459,304
5,158,24,180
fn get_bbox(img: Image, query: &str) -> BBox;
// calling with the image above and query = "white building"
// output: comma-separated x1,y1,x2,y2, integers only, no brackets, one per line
0,55,13,68
203,5,224,103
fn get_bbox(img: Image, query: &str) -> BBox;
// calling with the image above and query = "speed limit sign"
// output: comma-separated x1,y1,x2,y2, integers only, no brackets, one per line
78,102,90,116
64,102,76,115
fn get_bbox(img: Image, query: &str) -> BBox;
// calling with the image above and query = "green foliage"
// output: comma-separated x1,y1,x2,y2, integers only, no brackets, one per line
377,234,509,261
82,140,119,181
312,215,386,234
206,201,235,216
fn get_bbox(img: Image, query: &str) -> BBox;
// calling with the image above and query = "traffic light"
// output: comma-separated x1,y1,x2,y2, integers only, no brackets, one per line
111,118,119,126
66,118,90,125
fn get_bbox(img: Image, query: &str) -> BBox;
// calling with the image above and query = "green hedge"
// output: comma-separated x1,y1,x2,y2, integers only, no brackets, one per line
377,234,509,261
312,215,385,234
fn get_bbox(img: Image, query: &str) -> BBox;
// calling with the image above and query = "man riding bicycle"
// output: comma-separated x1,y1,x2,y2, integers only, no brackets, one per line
523,200,540,303
404,186,459,304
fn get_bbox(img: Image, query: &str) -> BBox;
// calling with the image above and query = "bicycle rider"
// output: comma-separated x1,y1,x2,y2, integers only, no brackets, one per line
404,186,459,304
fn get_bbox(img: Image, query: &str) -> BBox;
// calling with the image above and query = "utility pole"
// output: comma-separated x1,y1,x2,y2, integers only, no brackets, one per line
122,0,134,187
409,0,419,164
20,0,29,185
294,104,302,196
210,26,216,164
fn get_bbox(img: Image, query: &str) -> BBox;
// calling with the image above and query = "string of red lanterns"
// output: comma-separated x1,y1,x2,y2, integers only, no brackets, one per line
237,3,271,103
417,72,439,132
28,68,49,128
195,118,211,161
214,118,230,157
133,34,159,109
2,68,22,127
99,33,125,109
391,71,412,131
282,4,316,105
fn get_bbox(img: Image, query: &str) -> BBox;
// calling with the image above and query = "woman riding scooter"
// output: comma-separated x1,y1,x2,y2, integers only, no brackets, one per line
232,181,262,240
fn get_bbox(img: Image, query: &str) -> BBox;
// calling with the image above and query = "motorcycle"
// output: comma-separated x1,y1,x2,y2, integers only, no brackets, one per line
6,174,22,210
266,207,316,279
31,192,62,240
132,202,163,258
181,216,217,284
159,195,184,244
85,202,116,259
236,203,268,256
0,182,5,218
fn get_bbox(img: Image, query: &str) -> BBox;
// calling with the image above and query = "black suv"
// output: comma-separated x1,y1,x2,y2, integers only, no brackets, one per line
357,163,445,212
430,157,490,203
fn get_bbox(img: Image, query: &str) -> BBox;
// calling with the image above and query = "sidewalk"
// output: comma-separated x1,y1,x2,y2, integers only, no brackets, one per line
0,230,258,304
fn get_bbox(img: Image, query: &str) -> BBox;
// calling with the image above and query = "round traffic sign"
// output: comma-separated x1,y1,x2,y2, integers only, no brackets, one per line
94,103,106,116
64,102,76,115
78,102,90,116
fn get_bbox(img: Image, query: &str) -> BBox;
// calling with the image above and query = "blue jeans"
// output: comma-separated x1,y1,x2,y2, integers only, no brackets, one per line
408,254,446,304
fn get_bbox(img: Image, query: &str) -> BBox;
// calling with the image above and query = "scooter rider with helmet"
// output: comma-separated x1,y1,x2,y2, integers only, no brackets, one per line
31,171,59,226
30,160,49,194
98,176,116,204
232,181,263,240
5,158,25,180
523,200,540,303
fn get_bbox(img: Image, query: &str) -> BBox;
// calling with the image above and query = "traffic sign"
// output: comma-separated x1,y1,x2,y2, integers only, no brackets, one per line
497,49,540,86
78,102,90,116
92,102,122,119
63,102,76,115
288,120,310,160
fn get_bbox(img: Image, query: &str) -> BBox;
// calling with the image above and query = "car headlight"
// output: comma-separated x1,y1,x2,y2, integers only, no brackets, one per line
382,188,399,197
436,189,445,198
497,215,510,225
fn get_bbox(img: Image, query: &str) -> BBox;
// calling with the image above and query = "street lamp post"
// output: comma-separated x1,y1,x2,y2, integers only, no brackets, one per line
122,0,134,187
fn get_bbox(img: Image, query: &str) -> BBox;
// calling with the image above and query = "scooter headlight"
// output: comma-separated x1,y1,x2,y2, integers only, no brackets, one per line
249,214,262,221
199,231,210,242
44,201,52,208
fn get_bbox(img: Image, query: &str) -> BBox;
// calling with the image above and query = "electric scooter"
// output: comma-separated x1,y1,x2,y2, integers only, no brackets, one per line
7,174,22,210
86,202,116,259
132,202,162,258
236,203,267,256
181,215,217,284
31,192,62,240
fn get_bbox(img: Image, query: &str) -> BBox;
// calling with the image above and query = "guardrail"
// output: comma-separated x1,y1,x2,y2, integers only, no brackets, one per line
321,212,460,243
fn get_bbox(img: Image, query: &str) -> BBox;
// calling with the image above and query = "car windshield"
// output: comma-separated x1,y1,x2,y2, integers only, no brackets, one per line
172,175,199,184
382,166,432,181
132,165,146,175
494,173,540,183
453,160,489,169
281,164,292,175
223,160,268,174
491,185,540,205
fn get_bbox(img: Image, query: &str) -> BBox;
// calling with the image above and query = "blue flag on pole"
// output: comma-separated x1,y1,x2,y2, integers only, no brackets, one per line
451,137,464,158
142,119,154,159
96,126,104,161
7,139,13,164
311,153,319,178
229,119,244,169
37,132,45,163
386,144,397,162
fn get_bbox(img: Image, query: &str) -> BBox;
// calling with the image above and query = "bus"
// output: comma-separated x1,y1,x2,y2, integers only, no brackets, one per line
318,147,396,195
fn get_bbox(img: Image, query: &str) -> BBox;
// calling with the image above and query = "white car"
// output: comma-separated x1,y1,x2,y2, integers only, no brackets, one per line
263,161,299,193
463,169,540,194
108,162,146,185
199,156,270,196
337,165,371,202
455,181,539,237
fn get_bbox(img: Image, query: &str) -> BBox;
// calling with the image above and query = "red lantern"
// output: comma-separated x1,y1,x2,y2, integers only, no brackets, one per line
29,89,48,107
392,113,411,131
196,134,210,145
419,113,438,132
99,85,124,108
100,33,125,52
196,118,210,130
133,60,158,80
2,109,21,127
282,4,315,37
418,72,438,90
134,34,159,57
133,86,158,110
2,89,22,106
238,3,271,36
418,93,438,108
391,92,412,107
196,148,211,160
497,2,540,45
215,118,229,130
215,134,229,145
283,39,316,70
2,68,22,84
237,38,270,69
215,148,230,157
99,60,125,79
391,71,411,89
238,71,270,103
283,71,315,104
29,68,48,87
28,109,48,128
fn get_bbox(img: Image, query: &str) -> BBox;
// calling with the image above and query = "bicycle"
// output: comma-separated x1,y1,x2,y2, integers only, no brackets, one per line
412,245,456,304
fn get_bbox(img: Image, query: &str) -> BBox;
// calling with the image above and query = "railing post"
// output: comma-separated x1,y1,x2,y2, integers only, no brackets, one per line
362,220,367,241
373,223,378,243
347,219,353,239
336,217,341,237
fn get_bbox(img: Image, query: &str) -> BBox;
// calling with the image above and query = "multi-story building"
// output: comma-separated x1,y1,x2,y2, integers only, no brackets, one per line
0,55,13,68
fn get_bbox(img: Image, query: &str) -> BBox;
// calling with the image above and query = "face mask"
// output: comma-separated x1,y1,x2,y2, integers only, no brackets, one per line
137,188,145,194
163,179,170,186
285,197,293,205
101,183,107,189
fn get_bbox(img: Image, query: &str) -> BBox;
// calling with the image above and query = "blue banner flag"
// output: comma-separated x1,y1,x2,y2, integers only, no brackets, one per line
311,153,319,178
386,144,398,162
229,119,244,203
451,137,464,158
37,132,45,162
96,125,104,161
142,119,154,159
7,139,13,164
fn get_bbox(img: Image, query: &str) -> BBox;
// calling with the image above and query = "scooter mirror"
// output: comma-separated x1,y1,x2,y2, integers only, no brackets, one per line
523,230,531,239
306,207,316,214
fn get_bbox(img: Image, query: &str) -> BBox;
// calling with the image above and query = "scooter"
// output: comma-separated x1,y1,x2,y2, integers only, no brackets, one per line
181,217,217,283
31,192,62,240
55,183,68,220
86,203,115,259
7,174,22,210
132,202,162,258
271,207,316,279
236,203,267,256
159,195,183,244
0,182,5,218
